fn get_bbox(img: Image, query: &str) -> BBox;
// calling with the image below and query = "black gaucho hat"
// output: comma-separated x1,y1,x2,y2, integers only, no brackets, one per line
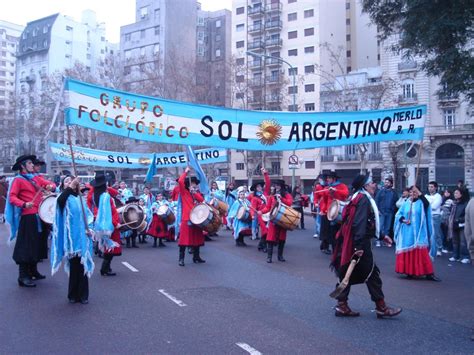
352,174,370,191
33,158,46,166
250,180,264,192
327,170,340,179
126,196,139,204
80,183,91,193
90,172,107,187
184,176,200,188
12,155,37,171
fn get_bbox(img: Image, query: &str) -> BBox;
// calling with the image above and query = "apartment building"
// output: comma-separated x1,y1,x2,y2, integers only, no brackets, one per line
0,20,23,169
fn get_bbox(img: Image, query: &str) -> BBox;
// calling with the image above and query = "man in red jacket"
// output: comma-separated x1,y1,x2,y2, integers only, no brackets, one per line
7,155,56,287
319,171,349,254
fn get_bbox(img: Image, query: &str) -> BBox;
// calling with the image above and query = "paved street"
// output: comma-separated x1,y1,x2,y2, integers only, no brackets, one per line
0,218,473,354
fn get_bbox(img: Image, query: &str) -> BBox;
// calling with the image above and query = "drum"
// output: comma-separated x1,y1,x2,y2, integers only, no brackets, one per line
38,194,57,225
117,203,146,231
157,204,176,225
261,212,271,222
210,198,228,215
270,203,301,230
190,203,221,233
327,200,348,224
236,205,252,222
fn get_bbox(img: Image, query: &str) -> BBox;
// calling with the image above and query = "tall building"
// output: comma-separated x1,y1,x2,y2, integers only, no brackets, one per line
120,0,197,95
230,0,348,191
0,20,23,169
196,5,232,107
15,11,115,160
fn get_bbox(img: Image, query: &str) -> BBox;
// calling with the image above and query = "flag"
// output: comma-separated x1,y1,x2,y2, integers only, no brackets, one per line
186,146,209,195
144,153,157,183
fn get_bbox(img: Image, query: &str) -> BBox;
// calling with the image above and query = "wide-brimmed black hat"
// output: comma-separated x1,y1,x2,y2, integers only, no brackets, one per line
327,171,340,179
80,183,91,193
184,176,200,188
90,172,107,187
12,155,37,171
250,180,264,192
352,174,370,191
126,196,139,204
33,158,46,166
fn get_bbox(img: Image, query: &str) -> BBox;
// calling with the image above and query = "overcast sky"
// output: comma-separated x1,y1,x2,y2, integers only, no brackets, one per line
1,0,233,43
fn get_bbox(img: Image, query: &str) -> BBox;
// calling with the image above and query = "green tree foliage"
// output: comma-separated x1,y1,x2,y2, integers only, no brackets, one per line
362,0,474,99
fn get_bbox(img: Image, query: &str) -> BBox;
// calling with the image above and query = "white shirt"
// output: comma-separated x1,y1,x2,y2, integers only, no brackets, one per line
425,193,442,215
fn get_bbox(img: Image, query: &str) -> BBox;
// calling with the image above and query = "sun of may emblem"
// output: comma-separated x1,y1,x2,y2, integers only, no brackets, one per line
139,157,151,165
256,119,282,146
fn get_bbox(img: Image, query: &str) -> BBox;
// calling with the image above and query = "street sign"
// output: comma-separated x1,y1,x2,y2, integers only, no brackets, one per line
288,154,299,169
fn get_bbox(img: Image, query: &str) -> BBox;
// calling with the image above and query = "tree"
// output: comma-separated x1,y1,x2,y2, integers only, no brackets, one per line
361,0,474,99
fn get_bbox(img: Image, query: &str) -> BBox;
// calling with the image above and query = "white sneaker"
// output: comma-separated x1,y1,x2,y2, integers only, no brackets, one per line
436,251,442,257
460,258,471,264
375,241,381,247
441,249,449,254
448,257,460,262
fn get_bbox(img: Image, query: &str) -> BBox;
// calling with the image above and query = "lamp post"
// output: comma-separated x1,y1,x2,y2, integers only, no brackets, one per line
246,51,297,189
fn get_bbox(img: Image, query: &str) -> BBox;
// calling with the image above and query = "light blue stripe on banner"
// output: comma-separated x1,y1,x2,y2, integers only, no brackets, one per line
66,78,426,125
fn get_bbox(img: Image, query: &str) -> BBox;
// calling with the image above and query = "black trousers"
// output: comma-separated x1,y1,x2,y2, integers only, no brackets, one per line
68,257,89,301
320,216,338,250
13,214,40,264
336,264,385,303
295,207,304,228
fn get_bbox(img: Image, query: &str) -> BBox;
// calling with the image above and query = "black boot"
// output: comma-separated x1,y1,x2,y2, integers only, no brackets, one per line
240,235,247,246
267,243,273,263
18,264,36,287
179,246,185,266
158,239,166,247
278,241,286,262
100,257,116,276
30,263,46,280
193,247,206,263
126,237,131,248
257,239,265,251
132,236,139,248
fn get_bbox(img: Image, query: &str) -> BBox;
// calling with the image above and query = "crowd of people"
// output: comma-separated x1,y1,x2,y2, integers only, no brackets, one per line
1,153,473,321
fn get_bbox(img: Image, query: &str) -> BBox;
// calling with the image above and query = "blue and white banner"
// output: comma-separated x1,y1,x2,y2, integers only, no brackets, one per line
65,78,427,151
49,142,227,169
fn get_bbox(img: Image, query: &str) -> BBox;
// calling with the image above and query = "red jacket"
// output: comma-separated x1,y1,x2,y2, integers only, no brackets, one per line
9,175,56,215
261,192,293,242
320,182,349,214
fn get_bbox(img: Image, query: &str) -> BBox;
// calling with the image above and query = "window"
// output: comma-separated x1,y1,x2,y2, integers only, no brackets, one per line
125,50,131,59
288,12,297,21
236,57,244,65
43,40,48,47
288,49,298,56
305,160,315,169
141,29,146,38
346,18,350,25
140,47,146,56
288,67,298,76
216,34,221,42
288,0,297,3
305,84,315,92
236,7,245,15
236,23,244,32
346,34,351,41
140,6,148,19
347,66,352,72
154,8,160,19
236,93,244,99
236,75,244,83
346,50,351,57
125,33,131,41
305,65,314,74
271,162,280,174
236,163,244,170
43,25,48,34
66,26,73,31
215,49,221,57
304,9,314,18
304,46,314,53
236,40,244,48
32,28,38,36
288,31,297,39
346,2,350,9
402,81,414,98
154,44,160,54
304,28,314,36
444,109,456,129
288,104,297,111
288,86,298,94
216,20,221,28
305,103,315,111
155,26,160,36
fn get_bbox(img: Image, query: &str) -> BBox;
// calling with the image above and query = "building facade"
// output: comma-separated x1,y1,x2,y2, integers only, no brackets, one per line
0,20,23,169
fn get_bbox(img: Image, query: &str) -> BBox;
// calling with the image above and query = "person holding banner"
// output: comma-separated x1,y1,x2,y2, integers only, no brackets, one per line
6,155,56,287
87,173,122,276
259,172,293,263
228,186,253,247
51,175,94,304
177,167,205,266
319,172,349,255
148,191,169,248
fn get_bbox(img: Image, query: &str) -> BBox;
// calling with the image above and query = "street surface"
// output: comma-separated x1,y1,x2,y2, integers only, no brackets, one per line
0,218,473,354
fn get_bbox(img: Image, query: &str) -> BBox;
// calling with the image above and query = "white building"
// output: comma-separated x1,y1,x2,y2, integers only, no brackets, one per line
15,11,115,159
0,20,23,168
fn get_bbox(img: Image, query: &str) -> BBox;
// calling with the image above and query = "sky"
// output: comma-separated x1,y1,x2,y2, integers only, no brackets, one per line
1,0,233,43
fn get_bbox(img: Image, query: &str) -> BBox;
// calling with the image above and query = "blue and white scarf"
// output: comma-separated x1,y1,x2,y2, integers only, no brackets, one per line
94,193,119,252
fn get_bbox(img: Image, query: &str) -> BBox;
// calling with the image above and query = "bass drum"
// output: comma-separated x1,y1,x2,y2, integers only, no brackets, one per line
236,205,252,222
157,204,176,225
38,194,57,225
190,203,221,234
117,203,146,231
327,200,348,224
210,198,228,215
270,203,301,230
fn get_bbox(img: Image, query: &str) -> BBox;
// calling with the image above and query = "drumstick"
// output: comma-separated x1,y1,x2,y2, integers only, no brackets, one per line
120,220,140,228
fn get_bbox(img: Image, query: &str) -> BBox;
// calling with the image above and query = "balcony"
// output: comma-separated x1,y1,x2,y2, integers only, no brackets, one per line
249,77,263,87
336,154,360,162
368,153,383,161
266,94,282,104
249,60,262,70
248,24,263,34
247,40,264,51
438,92,460,107
398,61,418,72
398,93,418,105
266,2,282,14
265,38,282,49
321,155,335,162
267,75,282,85
248,5,264,17
266,20,282,31
266,57,282,67
426,124,474,138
